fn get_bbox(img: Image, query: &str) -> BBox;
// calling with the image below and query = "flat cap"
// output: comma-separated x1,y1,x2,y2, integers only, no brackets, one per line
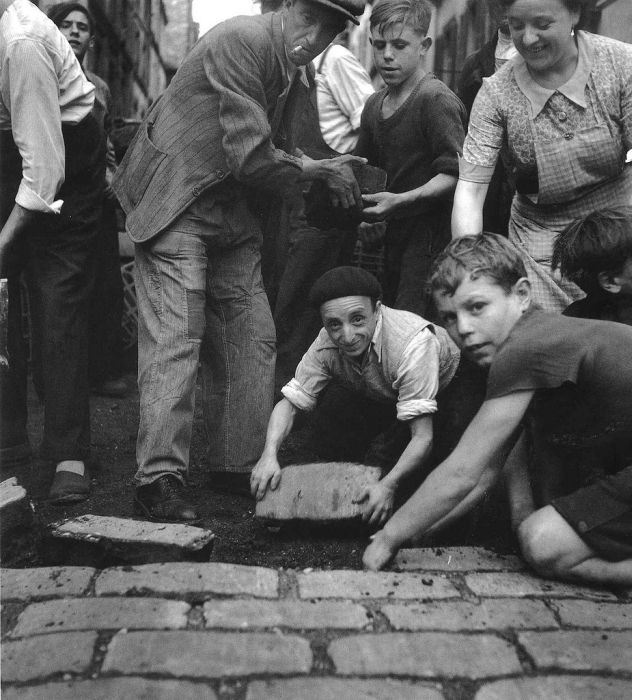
308,0,366,24
309,266,382,308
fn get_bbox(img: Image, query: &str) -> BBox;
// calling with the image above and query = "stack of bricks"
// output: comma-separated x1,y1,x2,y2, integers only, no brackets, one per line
2,547,631,699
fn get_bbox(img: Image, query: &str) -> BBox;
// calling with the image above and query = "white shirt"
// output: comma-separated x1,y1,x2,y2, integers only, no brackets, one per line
315,43,374,154
0,0,94,213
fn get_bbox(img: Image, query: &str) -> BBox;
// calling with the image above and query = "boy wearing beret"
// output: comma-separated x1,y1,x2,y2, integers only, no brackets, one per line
250,266,460,525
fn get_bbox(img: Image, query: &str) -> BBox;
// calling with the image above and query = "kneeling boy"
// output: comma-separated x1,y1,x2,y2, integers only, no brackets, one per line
250,266,460,525
363,234,632,585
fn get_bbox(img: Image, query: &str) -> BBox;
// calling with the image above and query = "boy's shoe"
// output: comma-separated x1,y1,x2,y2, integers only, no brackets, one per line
134,475,200,522
49,469,91,504
92,377,129,398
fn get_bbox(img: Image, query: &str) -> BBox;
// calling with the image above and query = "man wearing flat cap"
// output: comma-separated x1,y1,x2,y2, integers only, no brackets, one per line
250,266,461,526
113,0,366,522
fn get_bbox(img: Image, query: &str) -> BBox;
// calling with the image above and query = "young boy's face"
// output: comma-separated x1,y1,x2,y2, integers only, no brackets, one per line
434,275,530,368
320,296,380,359
370,23,431,89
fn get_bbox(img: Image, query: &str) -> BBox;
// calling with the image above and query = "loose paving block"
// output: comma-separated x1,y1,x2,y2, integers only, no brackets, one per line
382,599,557,631
246,678,444,700
255,462,382,521
10,597,190,637
298,570,459,600
204,599,370,629
47,515,214,564
476,676,632,700
2,678,218,700
1,631,97,682
102,631,312,677
553,600,632,628
395,547,525,572
518,630,632,673
0,567,95,600
328,632,522,678
0,478,32,539
465,572,617,601
95,562,278,598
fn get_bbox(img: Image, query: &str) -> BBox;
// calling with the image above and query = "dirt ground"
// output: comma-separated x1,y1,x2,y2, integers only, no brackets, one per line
2,360,516,569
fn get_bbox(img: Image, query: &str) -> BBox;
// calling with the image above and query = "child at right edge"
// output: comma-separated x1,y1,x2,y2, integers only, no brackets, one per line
553,207,632,326
363,233,632,587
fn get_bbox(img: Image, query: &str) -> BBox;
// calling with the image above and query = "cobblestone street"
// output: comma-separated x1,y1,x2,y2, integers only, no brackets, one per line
2,547,631,699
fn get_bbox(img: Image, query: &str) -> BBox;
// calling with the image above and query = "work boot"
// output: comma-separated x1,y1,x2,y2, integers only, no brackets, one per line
133,475,199,522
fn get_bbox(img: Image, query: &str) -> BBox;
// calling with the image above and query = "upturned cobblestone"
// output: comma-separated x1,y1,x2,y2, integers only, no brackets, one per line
246,678,445,699
298,570,459,599
465,572,617,600
2,678,218,700
204,599,370,629
329,632,522,678
381,598,558,631
518,630,632,672
10,597,190,637
1,631,97,682
94,562,278,598
475,676,632,699
0,567,95,600
102,631,313,677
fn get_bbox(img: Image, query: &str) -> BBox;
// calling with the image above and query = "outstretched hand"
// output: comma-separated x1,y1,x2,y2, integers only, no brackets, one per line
354,481,396,527
250,455,282,501
320,154,367,209
361,191,403,221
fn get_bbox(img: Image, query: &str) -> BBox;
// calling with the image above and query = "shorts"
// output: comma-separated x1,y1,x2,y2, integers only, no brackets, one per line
552,465,632,562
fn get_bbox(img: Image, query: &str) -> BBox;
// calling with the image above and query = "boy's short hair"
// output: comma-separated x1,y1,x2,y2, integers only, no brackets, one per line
47,2,95,33
430,233,527,296
370,0,433,37
552,207,632,294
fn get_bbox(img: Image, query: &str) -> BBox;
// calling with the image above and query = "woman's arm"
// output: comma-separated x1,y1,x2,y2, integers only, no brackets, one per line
451,178,489,238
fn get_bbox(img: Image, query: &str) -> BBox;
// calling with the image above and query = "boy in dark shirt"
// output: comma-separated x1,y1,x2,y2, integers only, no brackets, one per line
355,0,467,317
553,207,632,326
363,233,632,586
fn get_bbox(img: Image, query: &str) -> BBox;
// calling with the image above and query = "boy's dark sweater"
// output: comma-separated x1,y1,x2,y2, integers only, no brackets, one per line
355,73,467,222
563,290,632,326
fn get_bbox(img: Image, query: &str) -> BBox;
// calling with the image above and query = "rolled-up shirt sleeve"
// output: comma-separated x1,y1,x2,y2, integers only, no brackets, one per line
281,338,333,412
392,329,441,421
3,40,65,214
461,78,505,181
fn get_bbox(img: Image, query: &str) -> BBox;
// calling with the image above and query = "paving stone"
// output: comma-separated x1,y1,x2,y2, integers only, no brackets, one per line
95,562,278,598
255,462,382,521
476,676,632,700
10,597,190,637
1,631,97,682
395,547,525,572
554,600,632,628
519,630,632,672
0,478,32,540
2,678,217,700
204,599,370,629
298,570,459,600
382,599,557,631
48,515,215,564
246,678,444,700
102,631,312,677
0,567,95,601
329,632,522,678
465,572,617,601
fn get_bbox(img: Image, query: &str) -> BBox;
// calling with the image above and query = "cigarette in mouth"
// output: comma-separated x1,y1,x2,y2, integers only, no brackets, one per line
292,45,303,53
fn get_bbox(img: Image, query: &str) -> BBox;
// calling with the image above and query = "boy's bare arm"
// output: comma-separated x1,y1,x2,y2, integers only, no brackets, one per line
363,390,534,570
361,173,458,221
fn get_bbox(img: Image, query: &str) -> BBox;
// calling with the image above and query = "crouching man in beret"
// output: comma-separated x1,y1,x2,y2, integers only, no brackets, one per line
250,266,460,525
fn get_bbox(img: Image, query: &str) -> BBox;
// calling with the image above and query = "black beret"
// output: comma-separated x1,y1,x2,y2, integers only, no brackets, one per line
309,266,382,308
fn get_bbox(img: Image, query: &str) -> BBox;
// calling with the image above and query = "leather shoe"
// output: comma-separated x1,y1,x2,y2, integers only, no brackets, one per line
49,469,91,504
133,475,200,522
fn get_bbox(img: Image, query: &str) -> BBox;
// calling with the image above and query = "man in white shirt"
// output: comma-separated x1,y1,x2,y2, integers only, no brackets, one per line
0,0,104,503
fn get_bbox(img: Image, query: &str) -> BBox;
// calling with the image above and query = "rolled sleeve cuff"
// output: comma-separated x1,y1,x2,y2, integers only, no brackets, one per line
396,398,437,421
349,104,364,131
281,379,318,412
16,183,63,214
458,157,495,184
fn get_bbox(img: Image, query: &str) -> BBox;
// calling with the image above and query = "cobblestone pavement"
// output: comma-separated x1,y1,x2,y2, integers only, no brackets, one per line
2,547,631,699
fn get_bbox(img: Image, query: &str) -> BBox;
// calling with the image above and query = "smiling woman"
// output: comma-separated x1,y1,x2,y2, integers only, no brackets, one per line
452,0,632,313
